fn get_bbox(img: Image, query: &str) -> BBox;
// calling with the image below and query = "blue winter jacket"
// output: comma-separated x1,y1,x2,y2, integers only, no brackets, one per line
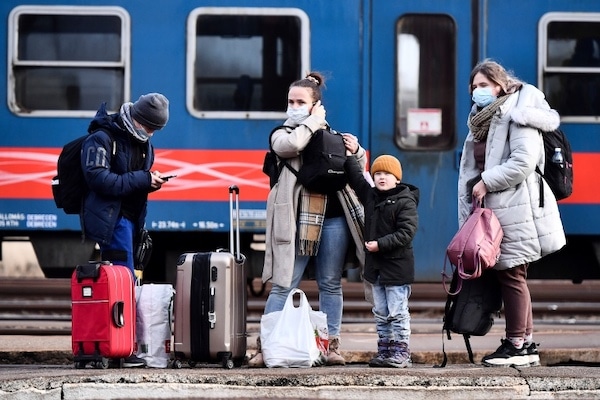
80,103,154,244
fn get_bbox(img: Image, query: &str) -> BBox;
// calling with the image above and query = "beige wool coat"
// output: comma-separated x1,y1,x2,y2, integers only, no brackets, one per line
457,84,566,269
262,114,367,288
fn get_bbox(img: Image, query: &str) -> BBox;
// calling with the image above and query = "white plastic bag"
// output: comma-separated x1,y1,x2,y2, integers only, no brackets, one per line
260,289,322,368
310,308,329,364
135,283,175,368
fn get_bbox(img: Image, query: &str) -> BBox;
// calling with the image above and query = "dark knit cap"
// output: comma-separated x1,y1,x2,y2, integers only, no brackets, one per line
131,93,169,130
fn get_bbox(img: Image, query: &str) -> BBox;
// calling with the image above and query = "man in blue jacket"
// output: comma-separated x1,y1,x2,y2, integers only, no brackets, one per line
80,93,169,367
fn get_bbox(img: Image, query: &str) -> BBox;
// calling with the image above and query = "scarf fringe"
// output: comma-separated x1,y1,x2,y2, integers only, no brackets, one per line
298,239,320,256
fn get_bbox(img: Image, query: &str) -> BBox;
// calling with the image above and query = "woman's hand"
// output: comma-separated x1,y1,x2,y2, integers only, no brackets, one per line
472,179,488,203
311,100,326,119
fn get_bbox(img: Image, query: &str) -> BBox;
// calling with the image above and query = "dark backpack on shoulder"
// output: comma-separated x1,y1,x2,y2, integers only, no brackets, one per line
262,125,296,188
536,127,574,205
52,130,114,215
297,128,347,194
437,269,502,366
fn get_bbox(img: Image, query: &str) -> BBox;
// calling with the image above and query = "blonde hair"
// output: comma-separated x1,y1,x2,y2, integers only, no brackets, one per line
469,59,523,95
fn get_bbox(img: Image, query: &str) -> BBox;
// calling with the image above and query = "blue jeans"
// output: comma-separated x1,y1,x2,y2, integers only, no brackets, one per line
265,216,350,337
371,278,411,344
99,216,135,278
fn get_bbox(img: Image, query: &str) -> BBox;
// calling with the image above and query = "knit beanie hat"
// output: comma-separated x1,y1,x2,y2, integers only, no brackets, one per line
130,93,169,130
371,155,402,181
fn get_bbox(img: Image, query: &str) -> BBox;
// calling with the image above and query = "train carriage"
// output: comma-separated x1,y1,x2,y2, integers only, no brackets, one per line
1,0,599,283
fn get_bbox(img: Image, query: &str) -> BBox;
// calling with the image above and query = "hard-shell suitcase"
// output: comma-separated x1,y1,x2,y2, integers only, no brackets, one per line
173,185,247,369
71,262,136,368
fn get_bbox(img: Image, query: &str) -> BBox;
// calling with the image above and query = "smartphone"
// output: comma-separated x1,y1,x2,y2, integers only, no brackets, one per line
161,175,177,181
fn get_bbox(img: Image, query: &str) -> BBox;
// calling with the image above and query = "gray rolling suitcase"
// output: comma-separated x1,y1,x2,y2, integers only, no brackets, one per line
173,185,247,369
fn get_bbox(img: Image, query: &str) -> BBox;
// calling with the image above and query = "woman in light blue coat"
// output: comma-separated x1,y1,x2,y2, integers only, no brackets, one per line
458,60,566,367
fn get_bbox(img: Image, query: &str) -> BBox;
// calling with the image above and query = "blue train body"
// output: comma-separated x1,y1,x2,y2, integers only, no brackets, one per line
1,0,599,282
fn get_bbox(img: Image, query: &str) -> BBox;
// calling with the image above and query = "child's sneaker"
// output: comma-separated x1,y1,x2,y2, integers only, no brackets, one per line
369,338,390,368
525,342,541,366
482,339,529,367
382,341,411,368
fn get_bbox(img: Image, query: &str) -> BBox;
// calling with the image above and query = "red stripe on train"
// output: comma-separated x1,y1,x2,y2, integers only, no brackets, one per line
0,148,595,204
0,148,270,202
560,153,599,204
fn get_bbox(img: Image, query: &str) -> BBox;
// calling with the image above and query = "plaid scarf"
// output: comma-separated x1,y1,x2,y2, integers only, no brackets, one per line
298,189,327,256
339,186,365,244
298,186,365,256
468,95,509,141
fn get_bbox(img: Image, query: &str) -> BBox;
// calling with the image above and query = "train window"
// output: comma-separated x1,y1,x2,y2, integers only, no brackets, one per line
7,6,129,117
539,13,600,121
187,8,309,119
395,14,456,150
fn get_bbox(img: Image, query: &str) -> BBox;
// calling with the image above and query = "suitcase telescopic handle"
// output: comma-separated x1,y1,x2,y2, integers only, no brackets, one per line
228,185,242,263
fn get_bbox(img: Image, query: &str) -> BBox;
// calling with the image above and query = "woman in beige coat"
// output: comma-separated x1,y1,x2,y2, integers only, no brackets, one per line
458,60,566,367
250,72,367,367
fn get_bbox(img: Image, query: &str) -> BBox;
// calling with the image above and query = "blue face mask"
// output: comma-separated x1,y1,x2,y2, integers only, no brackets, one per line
472,87,497,108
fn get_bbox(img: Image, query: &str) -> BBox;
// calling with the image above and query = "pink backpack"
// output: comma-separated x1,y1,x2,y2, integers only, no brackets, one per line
443,199,504,294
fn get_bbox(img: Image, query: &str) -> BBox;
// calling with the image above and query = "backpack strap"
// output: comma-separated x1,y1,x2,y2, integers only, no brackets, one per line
436,270,459,368
269,125,298,177
535,166,545,208
463,334,476,364
90,128,117,156
435,330,449,368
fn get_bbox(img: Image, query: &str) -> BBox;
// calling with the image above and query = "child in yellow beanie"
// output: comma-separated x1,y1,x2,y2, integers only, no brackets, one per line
344,154,419,368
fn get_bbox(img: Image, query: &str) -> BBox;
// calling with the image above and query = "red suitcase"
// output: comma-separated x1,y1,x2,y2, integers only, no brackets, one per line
71,262,136,368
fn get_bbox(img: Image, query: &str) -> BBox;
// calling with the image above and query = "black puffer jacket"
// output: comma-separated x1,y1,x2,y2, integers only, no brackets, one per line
345,157,419,285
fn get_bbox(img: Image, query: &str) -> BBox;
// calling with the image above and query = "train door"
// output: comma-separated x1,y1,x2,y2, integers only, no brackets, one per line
369,1,475,281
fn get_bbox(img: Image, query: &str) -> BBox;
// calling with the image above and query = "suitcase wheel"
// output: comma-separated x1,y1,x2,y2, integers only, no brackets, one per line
95,358,109,369
223,358,234,369
172,359,183,369
220,353,235,369
188,360,197,368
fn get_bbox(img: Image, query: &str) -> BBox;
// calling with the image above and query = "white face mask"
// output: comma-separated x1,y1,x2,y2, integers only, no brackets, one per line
286,105,310,124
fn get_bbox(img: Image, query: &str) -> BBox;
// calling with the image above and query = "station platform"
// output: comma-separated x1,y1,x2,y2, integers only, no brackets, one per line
1,320,600,399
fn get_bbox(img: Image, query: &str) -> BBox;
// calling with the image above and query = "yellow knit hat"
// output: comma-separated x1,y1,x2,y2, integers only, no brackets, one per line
370,155,402,181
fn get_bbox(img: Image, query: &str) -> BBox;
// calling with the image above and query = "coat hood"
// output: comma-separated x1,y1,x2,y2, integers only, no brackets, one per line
87,102,121,134
510,84,561,132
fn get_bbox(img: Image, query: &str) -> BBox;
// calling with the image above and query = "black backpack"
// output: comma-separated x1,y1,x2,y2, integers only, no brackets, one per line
437,269,502,366
536,127,573,206
297,127,347,194
262,126,348,194
52,130,114,215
